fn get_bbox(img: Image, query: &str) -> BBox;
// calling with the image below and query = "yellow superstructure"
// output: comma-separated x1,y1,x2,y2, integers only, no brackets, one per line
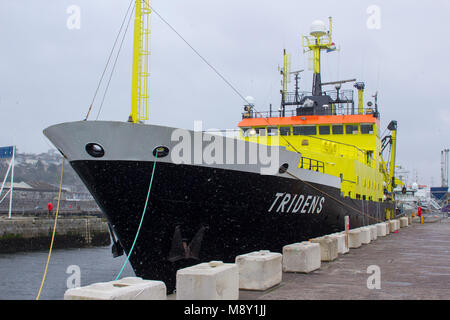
237,17,397,218
238,114,385,202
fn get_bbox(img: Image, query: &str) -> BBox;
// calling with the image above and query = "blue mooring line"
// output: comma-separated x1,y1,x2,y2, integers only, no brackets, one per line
115,151,158,280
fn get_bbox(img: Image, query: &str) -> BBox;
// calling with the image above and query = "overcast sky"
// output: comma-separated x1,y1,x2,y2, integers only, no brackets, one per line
0,0,449,186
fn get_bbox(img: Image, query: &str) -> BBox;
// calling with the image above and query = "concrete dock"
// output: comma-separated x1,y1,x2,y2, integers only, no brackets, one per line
0,216,110,253
238,220,450,300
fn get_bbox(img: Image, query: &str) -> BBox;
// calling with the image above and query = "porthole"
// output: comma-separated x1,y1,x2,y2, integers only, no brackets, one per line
153,146,169,157
85,143,105,158
279,163,289,174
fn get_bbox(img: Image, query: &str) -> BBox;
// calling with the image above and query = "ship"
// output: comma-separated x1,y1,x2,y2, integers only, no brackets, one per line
43,2,399,292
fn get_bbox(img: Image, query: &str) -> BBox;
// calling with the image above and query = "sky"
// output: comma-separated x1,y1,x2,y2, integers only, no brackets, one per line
0,0,449,187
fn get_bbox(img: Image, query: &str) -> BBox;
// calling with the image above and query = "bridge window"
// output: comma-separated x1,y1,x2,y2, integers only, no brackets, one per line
267,127,278,136
345,124,359,134
293,126,316,136
279,127,291,136
332,125,343,135
319,125,330,135
361,124,374,134
255,127,266,136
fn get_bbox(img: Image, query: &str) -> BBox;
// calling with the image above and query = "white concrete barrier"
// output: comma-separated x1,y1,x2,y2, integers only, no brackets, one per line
407,216,412,225
389,220,397,233
376,223,387,237
311,236,338,261
348,229,362,248
369,225,378,241
235,250,282,291
384,221,390,235
176,261,239,300
64,277,166,300
359,227,371,244
400,217,409,228
328,232,349,254
282,242,321,273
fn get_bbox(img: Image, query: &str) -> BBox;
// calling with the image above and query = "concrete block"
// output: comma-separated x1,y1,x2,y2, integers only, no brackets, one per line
176,261,238,300
64,277,166,300
407,216,412,225
311,236,338,261
359,227,371,244
235,250,282,291
282,242,321,273
385,222,390,235
400,217,409,228
329,232,349,254
348,229,362,248
376,223,387,237
389,220,397,232
369,225,378,241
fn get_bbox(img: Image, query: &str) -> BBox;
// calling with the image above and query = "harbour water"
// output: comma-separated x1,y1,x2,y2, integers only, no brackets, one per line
0,246,135,300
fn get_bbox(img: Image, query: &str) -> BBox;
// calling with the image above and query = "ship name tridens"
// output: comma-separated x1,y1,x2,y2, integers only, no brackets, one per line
268,193,325,214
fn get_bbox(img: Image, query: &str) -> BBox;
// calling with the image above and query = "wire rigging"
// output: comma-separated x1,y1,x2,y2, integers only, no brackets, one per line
96,3,136,120
84,0,135,121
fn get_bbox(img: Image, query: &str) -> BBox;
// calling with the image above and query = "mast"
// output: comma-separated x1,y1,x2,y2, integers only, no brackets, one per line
302,17,336,96
130,0,151,123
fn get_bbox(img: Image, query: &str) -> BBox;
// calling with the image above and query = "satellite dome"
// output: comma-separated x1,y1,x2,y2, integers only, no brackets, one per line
245,96,255,104
310,20,327,37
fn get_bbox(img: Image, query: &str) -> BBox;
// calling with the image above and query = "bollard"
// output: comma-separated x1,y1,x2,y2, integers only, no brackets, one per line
235,250,282,291
176,261,239,300
282,242,321,273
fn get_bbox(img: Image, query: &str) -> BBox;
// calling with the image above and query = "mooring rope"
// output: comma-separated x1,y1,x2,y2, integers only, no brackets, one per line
115,152,158,280
36,157,65,300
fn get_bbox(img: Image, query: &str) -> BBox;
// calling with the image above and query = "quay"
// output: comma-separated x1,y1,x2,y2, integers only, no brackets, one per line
239,219,450,300
65,217,450,300
0,216,110,253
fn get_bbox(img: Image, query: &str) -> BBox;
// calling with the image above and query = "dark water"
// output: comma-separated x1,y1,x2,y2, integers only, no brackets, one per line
0,246,135,300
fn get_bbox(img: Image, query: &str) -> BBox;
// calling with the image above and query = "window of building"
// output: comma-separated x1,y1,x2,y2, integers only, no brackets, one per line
361,124,374,134
279,127,291,136
319,125,330,135
345,124,359,134
332,125,343,134
293,126,316,136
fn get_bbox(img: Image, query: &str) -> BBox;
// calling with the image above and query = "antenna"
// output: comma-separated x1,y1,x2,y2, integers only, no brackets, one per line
302,17,337,96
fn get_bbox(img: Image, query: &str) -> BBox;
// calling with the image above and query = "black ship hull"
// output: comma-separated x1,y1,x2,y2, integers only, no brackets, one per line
43,121,393,293
71,159,390,292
